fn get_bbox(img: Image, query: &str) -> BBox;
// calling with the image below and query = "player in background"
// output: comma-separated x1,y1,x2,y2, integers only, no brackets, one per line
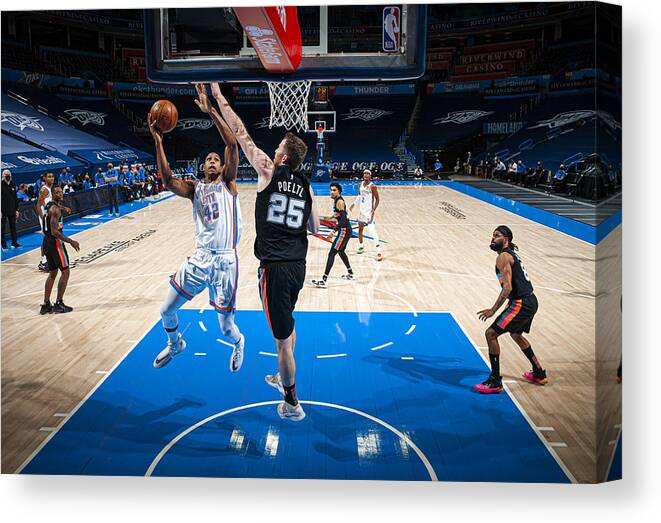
40,186,80,314
35,172,73,271
349,169,382,260
312,182,354,287
149,85,245,373
476,226,546,394
212,83,320,422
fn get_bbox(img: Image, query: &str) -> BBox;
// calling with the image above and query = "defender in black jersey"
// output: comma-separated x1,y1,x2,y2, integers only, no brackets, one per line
213,84,320,421
475,226,546,394
40,186,80,315
312,182,354,288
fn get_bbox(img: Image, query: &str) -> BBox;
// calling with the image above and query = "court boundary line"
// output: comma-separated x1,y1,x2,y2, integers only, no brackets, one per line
448,310,577,484
14,317,160,474
144,400,438,481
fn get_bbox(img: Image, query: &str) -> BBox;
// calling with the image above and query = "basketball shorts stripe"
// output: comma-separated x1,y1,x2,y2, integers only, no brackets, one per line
491,294,538,335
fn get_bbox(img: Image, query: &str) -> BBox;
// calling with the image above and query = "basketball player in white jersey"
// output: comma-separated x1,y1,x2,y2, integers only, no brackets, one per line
149,84,245,372
349,169,382,260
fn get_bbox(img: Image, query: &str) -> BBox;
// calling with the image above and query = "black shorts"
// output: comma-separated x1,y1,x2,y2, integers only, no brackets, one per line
258,260,306,340
332,226,351,252
491,294,538,335
43,236,70,271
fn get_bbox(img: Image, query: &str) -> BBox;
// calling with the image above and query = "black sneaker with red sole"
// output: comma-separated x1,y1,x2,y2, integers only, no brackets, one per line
474,375,503,394
523,369,548,385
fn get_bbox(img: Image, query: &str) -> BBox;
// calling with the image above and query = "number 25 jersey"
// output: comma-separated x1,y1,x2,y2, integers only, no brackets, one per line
255,165,312,262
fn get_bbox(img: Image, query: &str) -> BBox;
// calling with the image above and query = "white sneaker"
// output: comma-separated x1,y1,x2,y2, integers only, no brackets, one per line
153,334,186,368
311,278,327,288
265,372,284,397
230,333,244,372
277,401,306,422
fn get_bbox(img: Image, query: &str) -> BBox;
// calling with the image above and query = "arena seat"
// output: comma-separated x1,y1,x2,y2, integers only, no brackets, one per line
481,91,621,171
412,91,523,149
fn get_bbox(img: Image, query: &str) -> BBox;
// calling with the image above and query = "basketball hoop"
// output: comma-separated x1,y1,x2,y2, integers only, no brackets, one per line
315,125,325,140
266,80,312,133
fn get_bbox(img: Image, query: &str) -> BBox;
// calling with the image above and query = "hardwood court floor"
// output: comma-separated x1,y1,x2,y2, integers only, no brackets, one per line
1,183,612,482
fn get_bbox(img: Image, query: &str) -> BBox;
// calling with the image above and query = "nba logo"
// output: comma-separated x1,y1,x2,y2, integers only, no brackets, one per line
382,6,400,53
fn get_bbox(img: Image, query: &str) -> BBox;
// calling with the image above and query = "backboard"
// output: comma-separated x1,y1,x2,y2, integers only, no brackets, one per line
144,5,427,83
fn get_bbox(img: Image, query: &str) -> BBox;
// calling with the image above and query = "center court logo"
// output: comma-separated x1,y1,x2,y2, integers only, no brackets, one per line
64,109,107,126
176,118,214,131
1,111,44,131
342,108,394,122
433,110,494,125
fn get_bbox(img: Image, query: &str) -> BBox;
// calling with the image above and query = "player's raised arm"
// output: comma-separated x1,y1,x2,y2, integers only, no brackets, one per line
307,185,320,234
148,112,195,201
211,83,274,184
194,84,239,189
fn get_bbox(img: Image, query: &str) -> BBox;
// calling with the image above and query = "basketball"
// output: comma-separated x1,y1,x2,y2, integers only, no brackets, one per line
149,99,178,133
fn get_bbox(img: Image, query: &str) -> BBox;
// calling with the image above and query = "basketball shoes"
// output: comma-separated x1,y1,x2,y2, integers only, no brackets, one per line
153,333,186,368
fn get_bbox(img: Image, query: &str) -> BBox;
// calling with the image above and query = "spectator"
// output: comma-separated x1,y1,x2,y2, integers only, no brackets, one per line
17,184,30,201
516,160,527,185
72,173,83,192
414,166,423,179
552,164,567,191
130,167,143,199
454,157,461,175
433,158,443,177
119,167,133,200
105,163,120,216
525,161,544,187
477,159,486,178
82,174,93,191
34,173,44,194
94,167,105,187
1,170,21,249
493,157,506,180
507,160,517,183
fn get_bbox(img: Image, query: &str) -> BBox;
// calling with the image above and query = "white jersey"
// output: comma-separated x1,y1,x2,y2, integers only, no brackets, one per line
359,181,375,211
192,180,242,251
38,185,53,230
41,185,52,208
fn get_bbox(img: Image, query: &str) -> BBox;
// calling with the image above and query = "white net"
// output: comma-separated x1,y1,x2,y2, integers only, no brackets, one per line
266,80,312,133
